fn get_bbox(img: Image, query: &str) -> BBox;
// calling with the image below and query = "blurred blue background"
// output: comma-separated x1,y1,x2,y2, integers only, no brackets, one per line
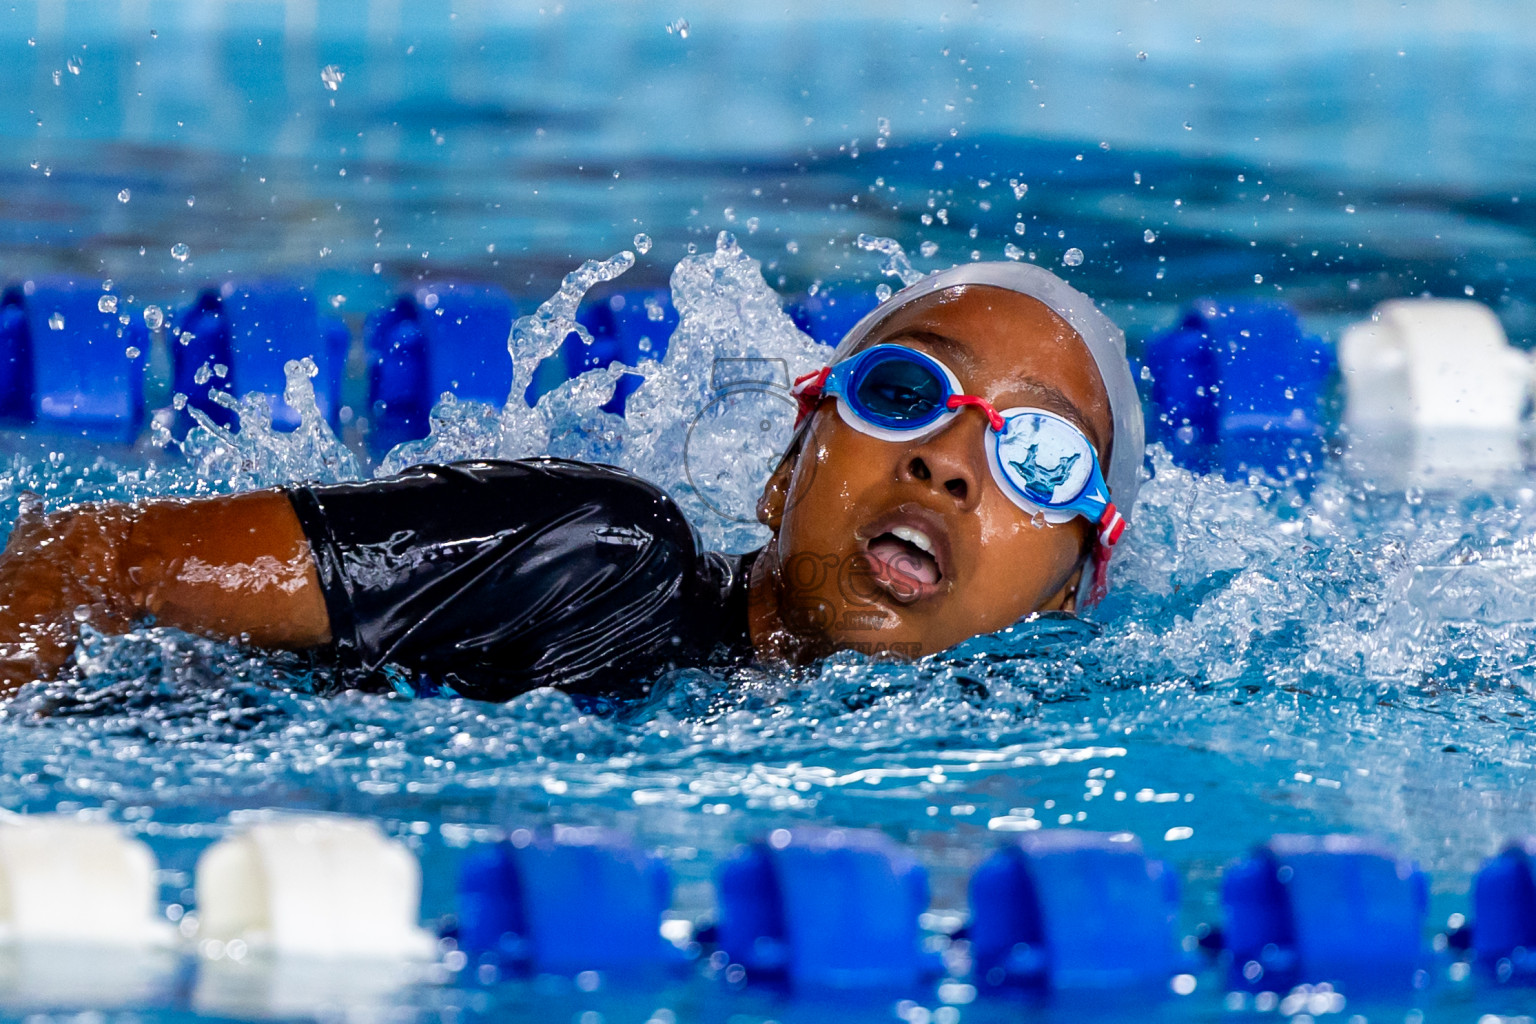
2,0,1533,341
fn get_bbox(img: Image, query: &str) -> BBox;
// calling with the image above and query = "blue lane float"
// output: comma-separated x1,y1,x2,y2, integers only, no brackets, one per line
456,826,676,976
365,282,517,453
0,278,147,442
173,282,348,433
1142,298,1334,481
715,827,934,990
1472,838,1536,981
968,830,1181,991
1221,835,1428,991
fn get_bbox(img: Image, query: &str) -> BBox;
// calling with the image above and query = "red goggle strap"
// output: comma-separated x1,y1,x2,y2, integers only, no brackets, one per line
791,366,832,428
1087,502,1125,605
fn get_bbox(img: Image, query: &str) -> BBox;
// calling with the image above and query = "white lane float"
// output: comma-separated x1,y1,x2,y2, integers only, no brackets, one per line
0,812,172,947
0,813,177,1007
1339,298,1534,486
194,812,436,959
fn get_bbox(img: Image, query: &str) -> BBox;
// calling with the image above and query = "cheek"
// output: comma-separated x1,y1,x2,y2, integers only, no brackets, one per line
975,499,1084,597
784,420,889,532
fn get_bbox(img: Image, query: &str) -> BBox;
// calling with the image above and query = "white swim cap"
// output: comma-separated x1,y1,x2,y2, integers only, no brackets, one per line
785,262,1146,604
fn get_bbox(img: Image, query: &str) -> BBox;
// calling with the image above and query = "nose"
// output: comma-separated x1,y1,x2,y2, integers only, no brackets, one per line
900,408,989,511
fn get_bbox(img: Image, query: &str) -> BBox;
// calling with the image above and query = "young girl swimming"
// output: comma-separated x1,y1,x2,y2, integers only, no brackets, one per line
0,262,1144,701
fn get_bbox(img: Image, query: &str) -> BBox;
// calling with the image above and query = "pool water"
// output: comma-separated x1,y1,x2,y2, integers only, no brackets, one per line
4,2,1536,1021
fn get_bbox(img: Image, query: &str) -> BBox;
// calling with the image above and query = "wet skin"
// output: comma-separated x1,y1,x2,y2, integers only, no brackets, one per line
747,284,1115,665
0,491,328,694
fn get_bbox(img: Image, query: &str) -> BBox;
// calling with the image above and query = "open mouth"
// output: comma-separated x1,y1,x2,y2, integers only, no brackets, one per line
866,528,942,587
858,509,952,604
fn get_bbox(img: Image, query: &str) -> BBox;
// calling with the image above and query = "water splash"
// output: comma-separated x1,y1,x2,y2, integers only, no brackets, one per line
493,249,637,461
374,393,502,478
855,233,927,288
180,358,361,491
377,233,825,552
616,231,825,550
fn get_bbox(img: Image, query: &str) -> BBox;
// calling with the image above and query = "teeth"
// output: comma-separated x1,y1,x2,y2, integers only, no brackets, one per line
890,525,935,556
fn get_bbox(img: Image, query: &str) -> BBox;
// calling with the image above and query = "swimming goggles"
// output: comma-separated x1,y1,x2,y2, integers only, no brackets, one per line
790,344,1126,556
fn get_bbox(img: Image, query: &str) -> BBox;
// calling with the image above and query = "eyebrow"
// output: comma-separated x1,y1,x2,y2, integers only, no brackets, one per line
883,329,1108,454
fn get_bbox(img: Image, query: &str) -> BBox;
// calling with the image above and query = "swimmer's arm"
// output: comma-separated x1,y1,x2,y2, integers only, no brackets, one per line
0,490,331,694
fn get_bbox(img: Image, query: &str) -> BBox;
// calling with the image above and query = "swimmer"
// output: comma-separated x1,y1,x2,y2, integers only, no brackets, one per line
0,263,1143,701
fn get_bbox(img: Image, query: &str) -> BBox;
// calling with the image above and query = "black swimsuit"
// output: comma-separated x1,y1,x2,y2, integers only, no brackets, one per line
284,458,759,703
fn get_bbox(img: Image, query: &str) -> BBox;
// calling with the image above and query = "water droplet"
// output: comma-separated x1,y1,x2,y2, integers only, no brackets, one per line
213,363,229,379
1464,284,1476,297
48,312,65,330
170,242,190,262
1136,50,1148,61
1004,243,1025,261
194,363,212,386
1009,179,1028,199
320,64,344,91
125,345,141,360
1183,121,1194,131
1062,248,1084,267
66,56,81,75
142,305,164,330
785,240,799,254
1144,229,1158,243
171,392,187,411
1013,222,1026,236
186,195,195,207
745,217,760,234
919,241,939,258
633,233,652,254
1254,274,1264,284
1344,204,1357,214
117,188,130,203
875,283,893,301
666,18,689,38
97,295,118,314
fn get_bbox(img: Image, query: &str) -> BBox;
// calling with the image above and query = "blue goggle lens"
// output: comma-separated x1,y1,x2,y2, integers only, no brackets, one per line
850,351,949,428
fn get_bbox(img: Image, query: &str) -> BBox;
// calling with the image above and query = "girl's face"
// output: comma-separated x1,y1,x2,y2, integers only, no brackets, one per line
753,284,1115,662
